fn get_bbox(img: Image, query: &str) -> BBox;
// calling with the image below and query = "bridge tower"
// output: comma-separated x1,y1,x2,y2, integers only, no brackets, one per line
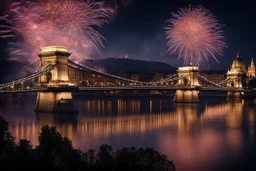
226,71,243,88
35,46,78,113
226,70,244,97
38,46,71,85
173,66,200,103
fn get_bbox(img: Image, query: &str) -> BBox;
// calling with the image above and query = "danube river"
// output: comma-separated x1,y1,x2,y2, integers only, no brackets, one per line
0,93,256,171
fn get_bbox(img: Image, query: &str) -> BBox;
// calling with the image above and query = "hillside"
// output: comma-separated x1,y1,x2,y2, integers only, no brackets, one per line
84,58,177,74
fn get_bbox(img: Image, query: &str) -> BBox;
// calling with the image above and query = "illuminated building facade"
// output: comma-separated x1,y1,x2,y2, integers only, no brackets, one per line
227,52,256,78
153,73,164,82
130,74,140,81
226,52,255,87
201,52,256,88
227,52,247,75
248,58,256,77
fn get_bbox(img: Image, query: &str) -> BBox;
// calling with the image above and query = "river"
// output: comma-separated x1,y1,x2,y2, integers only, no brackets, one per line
0,93,256,171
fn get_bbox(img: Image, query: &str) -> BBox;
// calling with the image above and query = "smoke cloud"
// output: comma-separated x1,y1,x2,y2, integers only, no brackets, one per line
103,0,133,18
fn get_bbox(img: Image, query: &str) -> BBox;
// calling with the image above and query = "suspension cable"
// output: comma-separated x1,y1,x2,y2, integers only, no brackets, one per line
68,60,185,85
0,64,55,88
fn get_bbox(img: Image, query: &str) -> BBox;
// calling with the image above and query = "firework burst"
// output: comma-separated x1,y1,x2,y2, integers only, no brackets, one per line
165,5,226,66
0,0,108,71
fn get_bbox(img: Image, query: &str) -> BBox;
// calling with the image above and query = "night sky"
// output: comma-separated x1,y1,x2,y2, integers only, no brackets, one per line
1,0,256,81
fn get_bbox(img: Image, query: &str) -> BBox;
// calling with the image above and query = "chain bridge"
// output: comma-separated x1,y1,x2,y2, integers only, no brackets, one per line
0,46,249,113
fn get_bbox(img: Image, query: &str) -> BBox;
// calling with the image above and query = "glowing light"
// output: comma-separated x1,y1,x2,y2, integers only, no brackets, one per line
41,46,69,53
165,5,227,66
178,66,199,71
0,0,108,70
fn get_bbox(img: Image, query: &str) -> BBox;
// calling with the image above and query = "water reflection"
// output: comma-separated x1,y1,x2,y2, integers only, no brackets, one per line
0,95,256,171
78,98,175,116
175,104,202,134
1,97,256,142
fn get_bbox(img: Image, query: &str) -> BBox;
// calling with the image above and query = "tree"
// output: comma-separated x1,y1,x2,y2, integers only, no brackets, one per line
0,116,176,171
0,116,15,158
114,147,137,170
8,140,38,170
16,139,33,153
114,147,176,171
96,144,114,170
36,125,82,170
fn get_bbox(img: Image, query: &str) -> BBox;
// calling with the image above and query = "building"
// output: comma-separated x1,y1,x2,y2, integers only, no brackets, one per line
200,70,225,87
248,58,256,77
226,52,256,78
227,52,247,75
153,73,164,82
199,52,255,87
226,52,256,87
130,74,140,81
165,73,175,79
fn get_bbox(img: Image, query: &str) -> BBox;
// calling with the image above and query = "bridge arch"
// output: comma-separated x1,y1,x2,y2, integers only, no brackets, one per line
231,82,234,88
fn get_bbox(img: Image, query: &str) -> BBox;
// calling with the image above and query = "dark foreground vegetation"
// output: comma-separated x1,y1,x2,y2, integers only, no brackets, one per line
0,115,175,171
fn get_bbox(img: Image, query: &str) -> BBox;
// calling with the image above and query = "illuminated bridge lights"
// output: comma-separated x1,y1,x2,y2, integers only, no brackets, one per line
0,58,248,93
0,64,55,89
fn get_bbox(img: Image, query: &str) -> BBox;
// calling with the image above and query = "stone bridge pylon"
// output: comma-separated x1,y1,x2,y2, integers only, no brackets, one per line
226,71,244,97
173,66,201,103
38,46,71,85
35,46,78,113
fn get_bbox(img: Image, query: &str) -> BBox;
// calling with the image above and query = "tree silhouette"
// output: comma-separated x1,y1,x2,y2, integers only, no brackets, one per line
0,115,15,159
0,115,176,171
17,139,33,153
10,140,37,170
37,125,81,170
96,144,114,170
114,147,176,171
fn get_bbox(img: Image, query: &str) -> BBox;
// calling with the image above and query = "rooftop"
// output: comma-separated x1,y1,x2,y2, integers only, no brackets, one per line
41,46,68,53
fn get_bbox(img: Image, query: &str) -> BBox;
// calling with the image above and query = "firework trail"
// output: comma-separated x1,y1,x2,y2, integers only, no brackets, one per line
165,5,227,66
0,0,108,71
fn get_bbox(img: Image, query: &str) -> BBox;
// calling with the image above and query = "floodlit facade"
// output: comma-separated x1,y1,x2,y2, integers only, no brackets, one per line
248,58,256,77
226,52,255,88
227,52,255,78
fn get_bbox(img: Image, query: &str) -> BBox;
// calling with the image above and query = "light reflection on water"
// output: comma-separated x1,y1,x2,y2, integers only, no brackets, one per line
0,94,256,171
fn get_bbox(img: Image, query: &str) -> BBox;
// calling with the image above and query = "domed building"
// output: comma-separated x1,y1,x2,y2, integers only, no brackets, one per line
226,51,255,88
199,51,255,88
228,52,247,75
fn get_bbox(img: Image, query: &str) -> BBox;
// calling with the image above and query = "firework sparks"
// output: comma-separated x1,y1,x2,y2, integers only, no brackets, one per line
0,0,108,71
165,5,227,66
